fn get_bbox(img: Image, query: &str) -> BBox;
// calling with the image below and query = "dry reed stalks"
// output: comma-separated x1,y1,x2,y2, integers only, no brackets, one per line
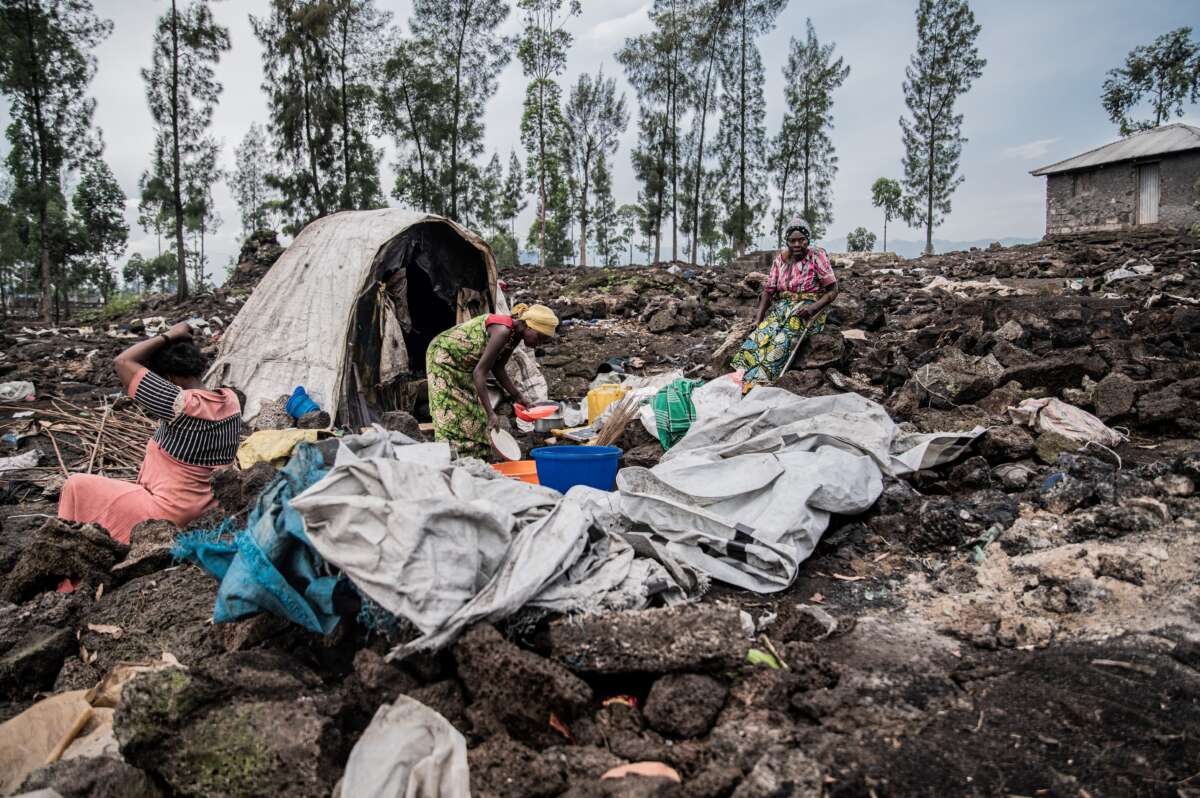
594,397,640,448
2,398,158,480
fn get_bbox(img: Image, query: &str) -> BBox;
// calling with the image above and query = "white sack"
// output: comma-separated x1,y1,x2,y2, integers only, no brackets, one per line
338,695,468,798
0,381,35,402
1009,397,1123,448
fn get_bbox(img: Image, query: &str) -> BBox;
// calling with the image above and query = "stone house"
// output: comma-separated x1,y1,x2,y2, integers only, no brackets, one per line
1031,123,1200,235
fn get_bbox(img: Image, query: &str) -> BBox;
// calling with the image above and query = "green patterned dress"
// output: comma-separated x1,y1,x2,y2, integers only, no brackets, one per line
426,314,496,459
731,292,827,395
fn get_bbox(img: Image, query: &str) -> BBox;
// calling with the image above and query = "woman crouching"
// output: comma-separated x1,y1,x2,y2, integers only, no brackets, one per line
58,321,242,543
426,303,559,459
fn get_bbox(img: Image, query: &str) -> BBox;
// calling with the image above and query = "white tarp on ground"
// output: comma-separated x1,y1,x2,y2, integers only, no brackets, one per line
585,390,984,593
289,450,682,659
292,391,981,653
206,209,498,422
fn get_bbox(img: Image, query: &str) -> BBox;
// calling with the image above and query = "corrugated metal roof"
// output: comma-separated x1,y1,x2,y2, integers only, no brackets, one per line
1030,123,1200,176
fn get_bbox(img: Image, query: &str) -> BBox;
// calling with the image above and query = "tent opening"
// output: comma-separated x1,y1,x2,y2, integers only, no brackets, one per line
342,221,492,428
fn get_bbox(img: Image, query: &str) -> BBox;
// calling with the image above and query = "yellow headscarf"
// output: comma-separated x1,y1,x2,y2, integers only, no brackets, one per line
512,303,559,337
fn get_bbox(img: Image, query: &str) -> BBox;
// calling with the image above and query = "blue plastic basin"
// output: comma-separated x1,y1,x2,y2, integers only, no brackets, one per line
531,445,623,493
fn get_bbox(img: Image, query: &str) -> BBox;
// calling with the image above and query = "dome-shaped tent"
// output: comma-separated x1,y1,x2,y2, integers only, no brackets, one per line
208,209,537,427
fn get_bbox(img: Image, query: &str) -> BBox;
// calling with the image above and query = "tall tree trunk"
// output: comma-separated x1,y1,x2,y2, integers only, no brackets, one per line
169,0,189,300
925,134,935,255
398,77,430,209
21,0,53,321
578,155,589,267
690,45,718,265
448,0,472,220
737,3,747,257
882,212,888,253
537,82,547,269
668,0,678,263
298,39,324,217
654,121,666,264
802,129,811,230
339,15,352,209
776,157,793,244
199,220,206,289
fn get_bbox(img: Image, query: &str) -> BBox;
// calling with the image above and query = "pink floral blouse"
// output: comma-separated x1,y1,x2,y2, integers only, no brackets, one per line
765,247,836,294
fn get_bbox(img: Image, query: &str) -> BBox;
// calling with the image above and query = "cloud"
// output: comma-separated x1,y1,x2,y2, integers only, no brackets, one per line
588,3,652,43
1002,137,1060,161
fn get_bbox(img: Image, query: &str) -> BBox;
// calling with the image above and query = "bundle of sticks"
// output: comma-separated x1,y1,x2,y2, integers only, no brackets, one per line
594,397,640,448
2,398,157,480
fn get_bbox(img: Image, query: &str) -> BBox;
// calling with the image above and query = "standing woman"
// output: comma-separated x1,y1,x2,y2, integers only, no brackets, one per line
426,303,559,459
58,322,242,543
732,218,839,394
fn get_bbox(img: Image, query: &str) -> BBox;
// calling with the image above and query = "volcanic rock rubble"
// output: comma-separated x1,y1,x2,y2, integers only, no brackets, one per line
1,229,1198,796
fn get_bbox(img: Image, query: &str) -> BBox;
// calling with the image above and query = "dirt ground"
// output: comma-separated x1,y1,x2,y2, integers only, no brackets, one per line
1,228,1199,797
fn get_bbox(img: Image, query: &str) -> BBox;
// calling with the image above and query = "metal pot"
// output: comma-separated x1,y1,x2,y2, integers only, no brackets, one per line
534,414,563,434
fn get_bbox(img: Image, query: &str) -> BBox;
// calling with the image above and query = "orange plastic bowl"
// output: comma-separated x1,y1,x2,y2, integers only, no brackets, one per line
491,460,539,484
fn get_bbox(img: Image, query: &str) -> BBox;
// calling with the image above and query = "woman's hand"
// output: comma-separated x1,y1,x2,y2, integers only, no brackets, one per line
165,321,194,342
793,305,814,322
486,412,501,432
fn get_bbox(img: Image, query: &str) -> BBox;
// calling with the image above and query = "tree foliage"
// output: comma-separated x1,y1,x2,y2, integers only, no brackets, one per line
252,0,386,235
590,152,619,266
769,19,848,242
899,0,985,255
405,0,510,221
870,177,902,253
233,123,276,233
617,0,694,262
72,159,127,301
499,150,527,242
0,0,111,319
616,203,643,265
142,0,230,300
564,69,628,266
1102,27,1200,136
846,226,875,252
516,0,579,267
182,137,221,290
714,0,785,257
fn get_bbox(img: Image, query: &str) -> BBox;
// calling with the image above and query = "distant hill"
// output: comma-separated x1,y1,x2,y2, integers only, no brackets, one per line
820,236,1040,259
515,236,1042,266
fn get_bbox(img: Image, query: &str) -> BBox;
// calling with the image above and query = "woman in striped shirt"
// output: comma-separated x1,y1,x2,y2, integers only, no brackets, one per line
58,321,242,544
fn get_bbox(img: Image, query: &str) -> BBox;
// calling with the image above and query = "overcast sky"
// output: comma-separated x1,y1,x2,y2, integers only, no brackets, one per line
13,0,1200,275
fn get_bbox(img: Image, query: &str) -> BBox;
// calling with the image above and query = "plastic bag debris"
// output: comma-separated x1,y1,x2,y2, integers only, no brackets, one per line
0,381,36,402
1009,397,1123,448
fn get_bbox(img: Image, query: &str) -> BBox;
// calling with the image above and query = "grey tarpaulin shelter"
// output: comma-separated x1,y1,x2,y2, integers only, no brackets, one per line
208,209,542,427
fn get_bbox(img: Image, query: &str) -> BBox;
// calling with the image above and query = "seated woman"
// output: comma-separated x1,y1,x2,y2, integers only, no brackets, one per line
58,322,242,544
732,219,839,394
426,303,559,459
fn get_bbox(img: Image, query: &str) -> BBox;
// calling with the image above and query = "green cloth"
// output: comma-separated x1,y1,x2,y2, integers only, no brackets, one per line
653,379,702,450
427,315,492,459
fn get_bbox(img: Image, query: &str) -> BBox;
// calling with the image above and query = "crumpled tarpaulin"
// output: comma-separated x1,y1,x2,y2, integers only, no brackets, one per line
175,428,436,634
174,442,342,634
179,389,980,647
289,455,683,659
585,390,984,593
336,695,469,798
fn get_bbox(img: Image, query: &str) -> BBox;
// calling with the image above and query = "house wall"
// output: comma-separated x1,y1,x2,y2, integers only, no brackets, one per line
1043,150,1200,235
1159,150,1200,228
